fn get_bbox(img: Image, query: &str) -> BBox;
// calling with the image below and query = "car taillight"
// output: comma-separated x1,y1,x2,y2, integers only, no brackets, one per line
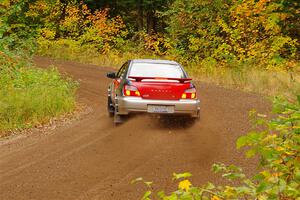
123,85,141,97
181,88,196,99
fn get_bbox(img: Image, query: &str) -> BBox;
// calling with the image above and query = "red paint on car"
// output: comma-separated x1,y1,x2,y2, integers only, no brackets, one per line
131,81,191,100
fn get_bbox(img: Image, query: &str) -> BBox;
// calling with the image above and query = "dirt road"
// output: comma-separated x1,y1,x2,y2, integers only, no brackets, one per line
0,57,270,200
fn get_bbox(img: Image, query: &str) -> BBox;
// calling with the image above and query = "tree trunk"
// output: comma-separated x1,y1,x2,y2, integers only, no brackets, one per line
56,0,68,38
137,0,144,31
146,9,156,34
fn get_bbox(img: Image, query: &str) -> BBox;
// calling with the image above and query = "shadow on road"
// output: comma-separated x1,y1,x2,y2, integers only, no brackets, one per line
119,114,198,130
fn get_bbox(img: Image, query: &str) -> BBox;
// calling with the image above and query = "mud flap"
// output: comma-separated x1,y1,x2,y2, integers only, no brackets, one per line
114,113,126,125
107,97,114,117
195,110,200,120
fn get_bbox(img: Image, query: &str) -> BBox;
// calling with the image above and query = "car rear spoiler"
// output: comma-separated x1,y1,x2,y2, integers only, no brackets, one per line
128,76,192,83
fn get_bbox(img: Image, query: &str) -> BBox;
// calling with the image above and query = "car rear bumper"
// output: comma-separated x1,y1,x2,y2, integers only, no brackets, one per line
116,96,200,117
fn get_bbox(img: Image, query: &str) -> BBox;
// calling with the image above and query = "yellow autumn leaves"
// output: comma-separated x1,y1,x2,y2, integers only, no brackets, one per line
28,1,127,54
178,179,192,191
178,179,222,200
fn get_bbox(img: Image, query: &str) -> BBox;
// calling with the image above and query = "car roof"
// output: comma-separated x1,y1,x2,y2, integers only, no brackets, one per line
130,59,179,65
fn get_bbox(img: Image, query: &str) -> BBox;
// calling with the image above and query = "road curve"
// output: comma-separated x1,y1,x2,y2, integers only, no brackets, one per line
0,57,270,200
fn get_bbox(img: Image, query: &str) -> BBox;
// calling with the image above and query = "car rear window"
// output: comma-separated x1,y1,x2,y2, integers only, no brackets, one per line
128,63,185,78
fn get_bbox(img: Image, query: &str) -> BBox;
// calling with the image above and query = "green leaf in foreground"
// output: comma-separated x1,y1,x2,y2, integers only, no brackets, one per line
173,172,192,180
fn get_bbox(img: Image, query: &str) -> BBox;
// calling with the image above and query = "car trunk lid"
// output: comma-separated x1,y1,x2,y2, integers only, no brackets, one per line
128,77,192,100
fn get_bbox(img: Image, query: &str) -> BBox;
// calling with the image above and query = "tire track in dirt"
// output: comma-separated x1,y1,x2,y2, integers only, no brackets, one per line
0,57,270,200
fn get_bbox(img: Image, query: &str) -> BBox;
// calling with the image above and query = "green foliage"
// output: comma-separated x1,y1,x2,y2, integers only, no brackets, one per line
0,0,38,53
173,172,192,180
162,0,229,64
0,1,79,134
2,0,299,71
9,0,295,72
163,0,299,70
0,51,78,133
134,96,300,199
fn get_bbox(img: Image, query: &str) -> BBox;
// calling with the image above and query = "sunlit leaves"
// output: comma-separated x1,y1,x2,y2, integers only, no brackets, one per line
164,0,299,69
142,191,152,200
173,172,192,180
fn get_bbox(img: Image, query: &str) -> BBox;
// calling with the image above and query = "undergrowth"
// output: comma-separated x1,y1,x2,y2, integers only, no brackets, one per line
0,50,78,134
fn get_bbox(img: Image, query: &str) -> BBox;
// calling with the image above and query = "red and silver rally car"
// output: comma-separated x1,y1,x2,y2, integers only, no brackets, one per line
106,59,200,124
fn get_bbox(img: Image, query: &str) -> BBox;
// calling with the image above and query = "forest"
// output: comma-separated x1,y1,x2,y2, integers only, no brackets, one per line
1,0,299,67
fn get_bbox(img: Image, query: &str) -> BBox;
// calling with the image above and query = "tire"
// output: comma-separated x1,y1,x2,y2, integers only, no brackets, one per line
107,96,114,117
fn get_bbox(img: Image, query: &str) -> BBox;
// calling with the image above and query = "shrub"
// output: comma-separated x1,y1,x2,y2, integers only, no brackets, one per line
33,2,128,54
0,50,78,133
